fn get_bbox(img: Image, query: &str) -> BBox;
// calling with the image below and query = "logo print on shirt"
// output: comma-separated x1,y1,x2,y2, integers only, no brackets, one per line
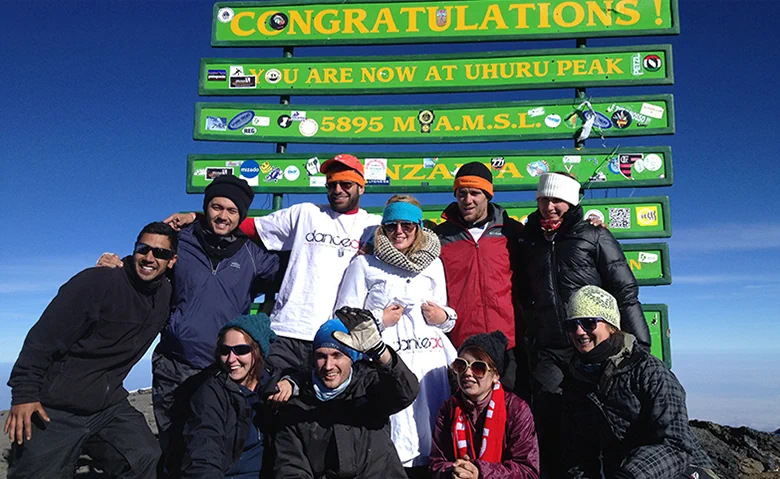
304,230,361,251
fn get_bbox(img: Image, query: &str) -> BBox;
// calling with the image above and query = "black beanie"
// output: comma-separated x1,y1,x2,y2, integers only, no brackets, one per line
203,175,254,221
455,162,494,199
458,331,508,376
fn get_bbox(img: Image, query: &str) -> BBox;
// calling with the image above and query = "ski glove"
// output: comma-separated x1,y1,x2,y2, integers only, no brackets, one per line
333,306,387,361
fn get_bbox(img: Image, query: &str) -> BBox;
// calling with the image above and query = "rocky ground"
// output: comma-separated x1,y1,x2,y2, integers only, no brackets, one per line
1,389,778,478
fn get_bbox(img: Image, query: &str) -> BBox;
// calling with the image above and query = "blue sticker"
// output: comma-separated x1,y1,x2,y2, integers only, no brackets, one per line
608,158,621,175
228,110,255,130
240,160,260,179
583,111,612,129
265,167,282,183
207,69,226,81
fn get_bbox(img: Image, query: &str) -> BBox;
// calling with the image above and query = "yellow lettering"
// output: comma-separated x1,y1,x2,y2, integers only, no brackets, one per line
572,59,587,75
340,68,352,83
495,162,524,179
441,65,457,81
343,8,369,34
399,7,426,32
534,61,549,77
494,113,511,130
377,66,394,83
314,9,340,35
427,7,452,32
615,0,640,25
306,68,323,84
462,115,485,131
629,259,642,270
403,164,427,181
538,3,551,27
480,4,509,30
554,2,585,28
249,68,265,82
288,10,313,34
256,11,282,36
283,68,299,83
361,67,376,83
557,60,572,76
230,11,256,36
587,59,605,75
455,6,478,31
465,64,478,80
586,1,613,26
428,163,453,180
425,65,442,82
393,116,415,132
322,68,338,83
509,4,535,29
371,7,399,33
396,66,417,82
606,58,623,74
482,63,498,79
434,115,454,131
516,62,531,78
517,112,535,129
386,165,401,181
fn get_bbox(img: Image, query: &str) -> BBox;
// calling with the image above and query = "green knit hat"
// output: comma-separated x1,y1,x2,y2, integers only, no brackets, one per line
567,286,621,330
219,314,277,356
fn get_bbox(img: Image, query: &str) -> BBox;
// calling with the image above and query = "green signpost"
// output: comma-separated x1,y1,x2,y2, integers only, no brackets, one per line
623,243,672,286
212,0,679,46
200,45,673,95
187,147,672,194
194,95,674,144
642,304,672,367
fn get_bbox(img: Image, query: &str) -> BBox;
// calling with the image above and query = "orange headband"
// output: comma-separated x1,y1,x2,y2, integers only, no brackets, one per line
327,169,365,187
454,176,494,197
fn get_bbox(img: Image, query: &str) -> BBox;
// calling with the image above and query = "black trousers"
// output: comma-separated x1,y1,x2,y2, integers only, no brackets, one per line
151,348,203,449
8,399,159,479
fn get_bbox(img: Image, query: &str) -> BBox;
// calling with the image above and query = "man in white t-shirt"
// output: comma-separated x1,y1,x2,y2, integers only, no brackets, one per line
240,154,382,371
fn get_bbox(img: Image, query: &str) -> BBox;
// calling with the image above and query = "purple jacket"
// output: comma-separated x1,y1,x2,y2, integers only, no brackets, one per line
429,391,540,479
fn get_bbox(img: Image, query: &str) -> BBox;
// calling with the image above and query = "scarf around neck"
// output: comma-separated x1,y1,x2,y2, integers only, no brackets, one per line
374,227,441,273
452,381,506,463
312,368,353,402
194,220,248,262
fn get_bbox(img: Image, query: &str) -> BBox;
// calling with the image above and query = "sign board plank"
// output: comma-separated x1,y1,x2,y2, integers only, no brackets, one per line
245,196,671,239
642,303,672,367
187,148,672,194
200,45,673,95
623,242,672,286
194,95,674,144
212,0,680,47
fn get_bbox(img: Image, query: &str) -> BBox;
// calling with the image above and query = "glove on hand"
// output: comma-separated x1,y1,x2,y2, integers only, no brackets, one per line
333,306,387,361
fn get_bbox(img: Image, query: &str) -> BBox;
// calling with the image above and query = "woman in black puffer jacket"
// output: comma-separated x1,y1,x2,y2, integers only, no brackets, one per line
518,172,650,477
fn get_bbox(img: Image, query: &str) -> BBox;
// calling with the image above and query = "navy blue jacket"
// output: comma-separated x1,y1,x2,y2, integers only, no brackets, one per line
159,224,279,369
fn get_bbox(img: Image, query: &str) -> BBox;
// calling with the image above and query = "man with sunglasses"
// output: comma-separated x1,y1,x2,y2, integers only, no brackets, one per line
562,286,717,479
5,222,178,478
436,162,530,398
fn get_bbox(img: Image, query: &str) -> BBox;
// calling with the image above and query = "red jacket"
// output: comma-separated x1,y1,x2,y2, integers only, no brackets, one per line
429,390,540,478
436,203,525,349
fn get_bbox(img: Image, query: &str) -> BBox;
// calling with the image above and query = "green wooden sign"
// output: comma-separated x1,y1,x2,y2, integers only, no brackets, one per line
194,95,674,144
623,242,671,286
642,303,672,367
200,45,673,95
245,196,671,239
187,147,672,194
212,0,679,47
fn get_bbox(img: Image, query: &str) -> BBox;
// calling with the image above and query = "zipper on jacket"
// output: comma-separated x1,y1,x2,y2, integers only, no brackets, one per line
550,239,567,332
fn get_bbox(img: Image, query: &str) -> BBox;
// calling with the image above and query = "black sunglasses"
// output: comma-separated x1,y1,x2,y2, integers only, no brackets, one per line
562,317,603,333
326,181,356,190
382,221,418,234
451,358,492,378
134,242,174,260
217,343,252,356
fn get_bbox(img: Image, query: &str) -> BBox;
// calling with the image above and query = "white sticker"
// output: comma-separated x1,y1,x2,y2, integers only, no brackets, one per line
545,114,561,128
291,111,307,121
584,209,605,223
644,153,662,171
226,161,242,167
528,107,545,118
265,69,282,84
284,166,300,181
299,118,318,137
229,65,244,77
638,252,659,263
640,103,665,119
633,159,645,173
242,127,257,135
364,158,388,181
252,116,270,127
562,155,581,164
217,7,234,23
193,168,206,176
309,176,326,187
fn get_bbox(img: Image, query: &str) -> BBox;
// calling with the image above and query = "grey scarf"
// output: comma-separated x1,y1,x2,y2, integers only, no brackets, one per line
374,227,441,273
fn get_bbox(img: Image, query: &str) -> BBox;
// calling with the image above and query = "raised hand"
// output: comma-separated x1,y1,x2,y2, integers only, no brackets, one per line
333,306,387,361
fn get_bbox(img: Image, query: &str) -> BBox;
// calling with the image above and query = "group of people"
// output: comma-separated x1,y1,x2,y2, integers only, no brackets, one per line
5,154,718,478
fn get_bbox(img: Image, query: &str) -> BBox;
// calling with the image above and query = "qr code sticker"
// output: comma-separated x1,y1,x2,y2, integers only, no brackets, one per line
609,208,631,229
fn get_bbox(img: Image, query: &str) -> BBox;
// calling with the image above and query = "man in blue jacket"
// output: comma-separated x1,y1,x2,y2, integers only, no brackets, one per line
98,175,280,446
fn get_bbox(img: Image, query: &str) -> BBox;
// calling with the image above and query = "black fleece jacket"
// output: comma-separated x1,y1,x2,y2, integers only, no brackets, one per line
8,258,171,414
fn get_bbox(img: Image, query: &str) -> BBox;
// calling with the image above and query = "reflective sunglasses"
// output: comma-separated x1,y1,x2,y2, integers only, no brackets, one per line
382,221,418,234
326,181,356,191
562,317,603,333
217,344,252,356
451,358,492,378
133,242,174,260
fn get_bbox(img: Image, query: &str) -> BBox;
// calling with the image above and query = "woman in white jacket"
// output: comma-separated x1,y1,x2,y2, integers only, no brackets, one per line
336,194,458,478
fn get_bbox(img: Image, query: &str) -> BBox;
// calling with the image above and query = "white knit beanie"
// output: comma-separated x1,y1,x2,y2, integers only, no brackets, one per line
536,173,581,206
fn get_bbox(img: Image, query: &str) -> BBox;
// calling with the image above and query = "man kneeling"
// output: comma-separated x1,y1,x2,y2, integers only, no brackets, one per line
273,307,420,478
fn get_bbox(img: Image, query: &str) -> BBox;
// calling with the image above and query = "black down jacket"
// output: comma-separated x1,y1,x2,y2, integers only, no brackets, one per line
519,205,650,350
273,348,419,479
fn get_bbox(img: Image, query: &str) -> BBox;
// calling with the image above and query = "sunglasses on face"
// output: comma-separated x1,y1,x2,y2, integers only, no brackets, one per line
133,242,174,260
217,344,252,356
382,221,418,234
326,181,356,191
562,317,603,333
451,358,492,378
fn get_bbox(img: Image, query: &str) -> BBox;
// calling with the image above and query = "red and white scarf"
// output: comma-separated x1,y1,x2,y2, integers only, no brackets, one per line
451,381,506,463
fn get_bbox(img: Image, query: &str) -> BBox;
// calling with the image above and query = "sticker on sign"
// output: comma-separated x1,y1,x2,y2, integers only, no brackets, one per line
638,252,659,263
640,103,665,120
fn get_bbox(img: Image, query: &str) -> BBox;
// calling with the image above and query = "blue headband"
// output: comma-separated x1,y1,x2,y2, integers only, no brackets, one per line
382,202,423,225
313,319,362,363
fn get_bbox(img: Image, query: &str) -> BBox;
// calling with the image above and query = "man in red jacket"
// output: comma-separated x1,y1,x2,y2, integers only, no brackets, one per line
435,162,530,397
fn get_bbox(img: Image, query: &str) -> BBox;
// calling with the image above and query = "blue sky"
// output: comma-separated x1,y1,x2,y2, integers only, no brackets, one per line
1,1,778,429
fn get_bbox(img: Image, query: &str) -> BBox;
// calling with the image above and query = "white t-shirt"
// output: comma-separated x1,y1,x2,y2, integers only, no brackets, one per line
256,203,382,340
469,223,489,242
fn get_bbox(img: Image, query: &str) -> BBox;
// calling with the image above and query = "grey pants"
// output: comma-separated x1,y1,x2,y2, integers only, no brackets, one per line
8,399,159,479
